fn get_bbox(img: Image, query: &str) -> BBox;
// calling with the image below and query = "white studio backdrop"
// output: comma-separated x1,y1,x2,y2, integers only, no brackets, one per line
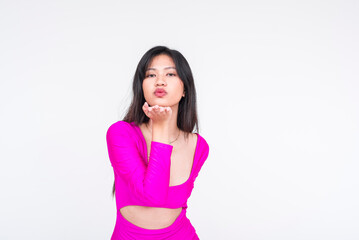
0,0,358,239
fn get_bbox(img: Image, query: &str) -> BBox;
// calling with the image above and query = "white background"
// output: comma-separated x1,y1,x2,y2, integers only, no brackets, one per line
1,0,358,239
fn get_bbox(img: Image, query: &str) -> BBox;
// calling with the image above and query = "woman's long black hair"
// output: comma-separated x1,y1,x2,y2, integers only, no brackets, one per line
112,46,199,198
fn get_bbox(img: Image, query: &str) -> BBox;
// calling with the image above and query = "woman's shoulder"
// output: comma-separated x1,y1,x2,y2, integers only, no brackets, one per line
191,132,210,179
106,120,137,137
192,132,209,162
108,120,136,128
195,132,209,151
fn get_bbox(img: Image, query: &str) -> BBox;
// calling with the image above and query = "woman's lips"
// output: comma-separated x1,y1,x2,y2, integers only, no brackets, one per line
154,91,167,97
154,88,167,97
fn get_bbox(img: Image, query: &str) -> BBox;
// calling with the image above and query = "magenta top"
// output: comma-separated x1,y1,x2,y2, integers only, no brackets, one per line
106,121,210,210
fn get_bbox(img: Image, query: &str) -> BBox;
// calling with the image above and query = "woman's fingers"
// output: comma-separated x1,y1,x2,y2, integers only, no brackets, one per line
142,102,149,114
142,102,172,122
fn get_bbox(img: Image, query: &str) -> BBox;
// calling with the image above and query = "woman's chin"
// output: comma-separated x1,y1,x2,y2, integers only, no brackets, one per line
148,99,168,106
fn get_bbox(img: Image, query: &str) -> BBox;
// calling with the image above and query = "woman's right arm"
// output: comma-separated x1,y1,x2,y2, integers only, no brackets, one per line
106,121,173,205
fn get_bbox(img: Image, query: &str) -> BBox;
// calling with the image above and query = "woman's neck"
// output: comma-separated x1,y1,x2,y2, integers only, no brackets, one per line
146,104,180,141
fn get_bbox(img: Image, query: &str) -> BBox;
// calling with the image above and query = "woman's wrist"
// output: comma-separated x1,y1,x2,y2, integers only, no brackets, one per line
152,123,170,144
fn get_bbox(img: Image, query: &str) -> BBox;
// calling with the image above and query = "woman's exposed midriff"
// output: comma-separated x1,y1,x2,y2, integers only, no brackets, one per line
119,205,183,230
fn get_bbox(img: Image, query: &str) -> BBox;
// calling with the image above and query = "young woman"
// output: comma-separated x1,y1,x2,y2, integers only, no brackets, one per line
106,46,210,239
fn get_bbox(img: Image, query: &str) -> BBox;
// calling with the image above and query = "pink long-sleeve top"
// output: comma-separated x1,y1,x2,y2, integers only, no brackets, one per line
106,121,209,210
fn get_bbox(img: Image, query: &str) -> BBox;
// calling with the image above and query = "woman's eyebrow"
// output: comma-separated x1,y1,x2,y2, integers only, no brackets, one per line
146,66,176,71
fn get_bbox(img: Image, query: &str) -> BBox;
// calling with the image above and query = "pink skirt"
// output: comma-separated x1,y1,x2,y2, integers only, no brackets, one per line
111,208,200,240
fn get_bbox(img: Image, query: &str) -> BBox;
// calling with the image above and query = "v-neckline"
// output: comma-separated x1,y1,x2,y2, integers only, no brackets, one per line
132,122,200,188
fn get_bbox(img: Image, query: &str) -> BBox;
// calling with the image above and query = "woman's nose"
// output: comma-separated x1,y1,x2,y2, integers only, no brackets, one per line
155,74,166,86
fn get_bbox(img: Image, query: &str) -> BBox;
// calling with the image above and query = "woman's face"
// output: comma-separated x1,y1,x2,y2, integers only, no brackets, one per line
142,54,185,108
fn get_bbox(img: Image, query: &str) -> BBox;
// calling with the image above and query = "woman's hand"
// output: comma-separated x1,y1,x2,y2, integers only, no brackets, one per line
142,102,172,124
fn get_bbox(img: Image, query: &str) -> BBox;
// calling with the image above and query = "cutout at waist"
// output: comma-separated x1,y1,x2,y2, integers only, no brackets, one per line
118,206,187,233
119,205,183,229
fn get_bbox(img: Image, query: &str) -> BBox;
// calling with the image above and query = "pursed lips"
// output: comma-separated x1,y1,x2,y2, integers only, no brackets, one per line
154,88,167,94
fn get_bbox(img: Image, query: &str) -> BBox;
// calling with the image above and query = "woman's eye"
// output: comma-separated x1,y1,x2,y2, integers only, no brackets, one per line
167,73,176,76
147,74,155,78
